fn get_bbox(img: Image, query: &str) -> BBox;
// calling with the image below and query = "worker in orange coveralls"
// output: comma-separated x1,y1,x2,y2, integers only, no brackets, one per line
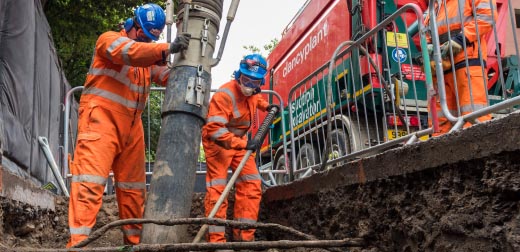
425,0,497,135
67,3,191,247
202,54,279,249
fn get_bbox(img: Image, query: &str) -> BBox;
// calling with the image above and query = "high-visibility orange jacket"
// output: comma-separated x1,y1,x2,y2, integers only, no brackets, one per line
202,80,269,150
201,80,269,243
82,29,170,115
425,0,497,66
67,29,171,248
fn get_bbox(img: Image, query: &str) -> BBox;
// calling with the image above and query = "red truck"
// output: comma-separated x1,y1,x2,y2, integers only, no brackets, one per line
252,0,518,185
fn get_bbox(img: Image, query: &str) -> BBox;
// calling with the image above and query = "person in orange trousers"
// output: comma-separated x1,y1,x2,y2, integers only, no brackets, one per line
202,54,279,250
425,0,497,136
67,3,191,247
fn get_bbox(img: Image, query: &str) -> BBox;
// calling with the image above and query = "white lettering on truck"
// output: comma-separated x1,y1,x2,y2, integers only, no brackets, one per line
282,21,329,78
291,88,321,128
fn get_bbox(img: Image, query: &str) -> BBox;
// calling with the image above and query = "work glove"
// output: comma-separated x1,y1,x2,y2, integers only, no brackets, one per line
169,33,191,53
440,33,466,59
245,139,260,152
266,104,280,114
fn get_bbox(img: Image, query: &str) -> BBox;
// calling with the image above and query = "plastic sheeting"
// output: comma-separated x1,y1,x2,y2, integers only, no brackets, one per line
0,0,77,191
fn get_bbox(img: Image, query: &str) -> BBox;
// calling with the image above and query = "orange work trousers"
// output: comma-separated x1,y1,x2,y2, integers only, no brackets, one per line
203,140,262,243
67,102,146,247
430,65,491,136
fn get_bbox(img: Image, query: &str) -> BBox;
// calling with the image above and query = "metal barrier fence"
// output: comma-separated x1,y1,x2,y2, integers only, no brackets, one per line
268,4,436,181
62,85,286,191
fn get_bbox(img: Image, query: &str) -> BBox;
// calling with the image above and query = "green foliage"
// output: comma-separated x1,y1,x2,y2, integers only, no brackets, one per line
142,87,164,161
242,38,279,58
198,145,206,163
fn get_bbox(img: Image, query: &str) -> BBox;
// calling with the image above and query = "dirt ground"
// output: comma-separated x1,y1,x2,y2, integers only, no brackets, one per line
0,191,328,251
0,193,206,250
261,151,520,252
1,150,519,252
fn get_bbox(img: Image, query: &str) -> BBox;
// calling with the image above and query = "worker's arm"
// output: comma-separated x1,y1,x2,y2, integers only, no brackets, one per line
256,96,269,112
205,93,247,150
150,65,169,86
96,31,169,67
462,0,497,43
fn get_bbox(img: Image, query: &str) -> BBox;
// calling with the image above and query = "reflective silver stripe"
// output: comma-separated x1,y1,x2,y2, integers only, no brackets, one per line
217,88,240,117
115,181,146,190
476,2,491,10
210,128,230,141
208,116,228,124
228,119,250,127
437,17,462,29
206,178,227,187
235,218,257,224
122,228,142,236
83,87,146,110
89,67,146,94
106,37,131,62
461,103,487,113
472,13,494,26
71,174,107,185
70,226,91,235
159,69,169,81
208,225,226,233
152,66,170,82
121,40,135,65
236,174,261,183
228,127,247,137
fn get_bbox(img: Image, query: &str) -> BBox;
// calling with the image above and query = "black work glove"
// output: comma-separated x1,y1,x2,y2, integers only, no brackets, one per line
245,139,260,152
169,33,191,53
266,104,280,114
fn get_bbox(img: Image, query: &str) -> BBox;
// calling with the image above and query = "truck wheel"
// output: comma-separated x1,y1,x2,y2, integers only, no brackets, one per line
296,143,319,179
274,155,290,185
325,129,350,170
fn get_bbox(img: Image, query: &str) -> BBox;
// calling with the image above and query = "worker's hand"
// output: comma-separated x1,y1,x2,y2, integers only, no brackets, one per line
440,34,465,59
266,104,280,114
169,33,191,53
245,139,260,152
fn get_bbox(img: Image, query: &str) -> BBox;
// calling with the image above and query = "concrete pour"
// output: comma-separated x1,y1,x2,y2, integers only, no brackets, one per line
260,112,520,251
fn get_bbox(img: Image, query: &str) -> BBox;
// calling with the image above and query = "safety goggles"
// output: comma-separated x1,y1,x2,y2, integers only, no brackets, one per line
239,75,262,89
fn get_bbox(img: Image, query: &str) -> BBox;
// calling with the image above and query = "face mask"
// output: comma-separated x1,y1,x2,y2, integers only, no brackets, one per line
240,85,255,96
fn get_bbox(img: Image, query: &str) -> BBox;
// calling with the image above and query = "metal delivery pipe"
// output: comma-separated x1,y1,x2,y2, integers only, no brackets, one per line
142,0,228,244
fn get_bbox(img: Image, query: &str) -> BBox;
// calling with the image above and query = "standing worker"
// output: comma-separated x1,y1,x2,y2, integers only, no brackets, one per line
425,0,497,135
202,54,279,248
67,3,191,247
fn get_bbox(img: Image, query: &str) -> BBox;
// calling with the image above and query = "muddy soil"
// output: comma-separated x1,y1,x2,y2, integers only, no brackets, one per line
0,189,324,251
1,149,519,252
261,151,520,252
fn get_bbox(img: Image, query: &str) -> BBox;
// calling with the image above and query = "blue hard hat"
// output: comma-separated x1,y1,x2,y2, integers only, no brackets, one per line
134,3,166,41
238,54,268,81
